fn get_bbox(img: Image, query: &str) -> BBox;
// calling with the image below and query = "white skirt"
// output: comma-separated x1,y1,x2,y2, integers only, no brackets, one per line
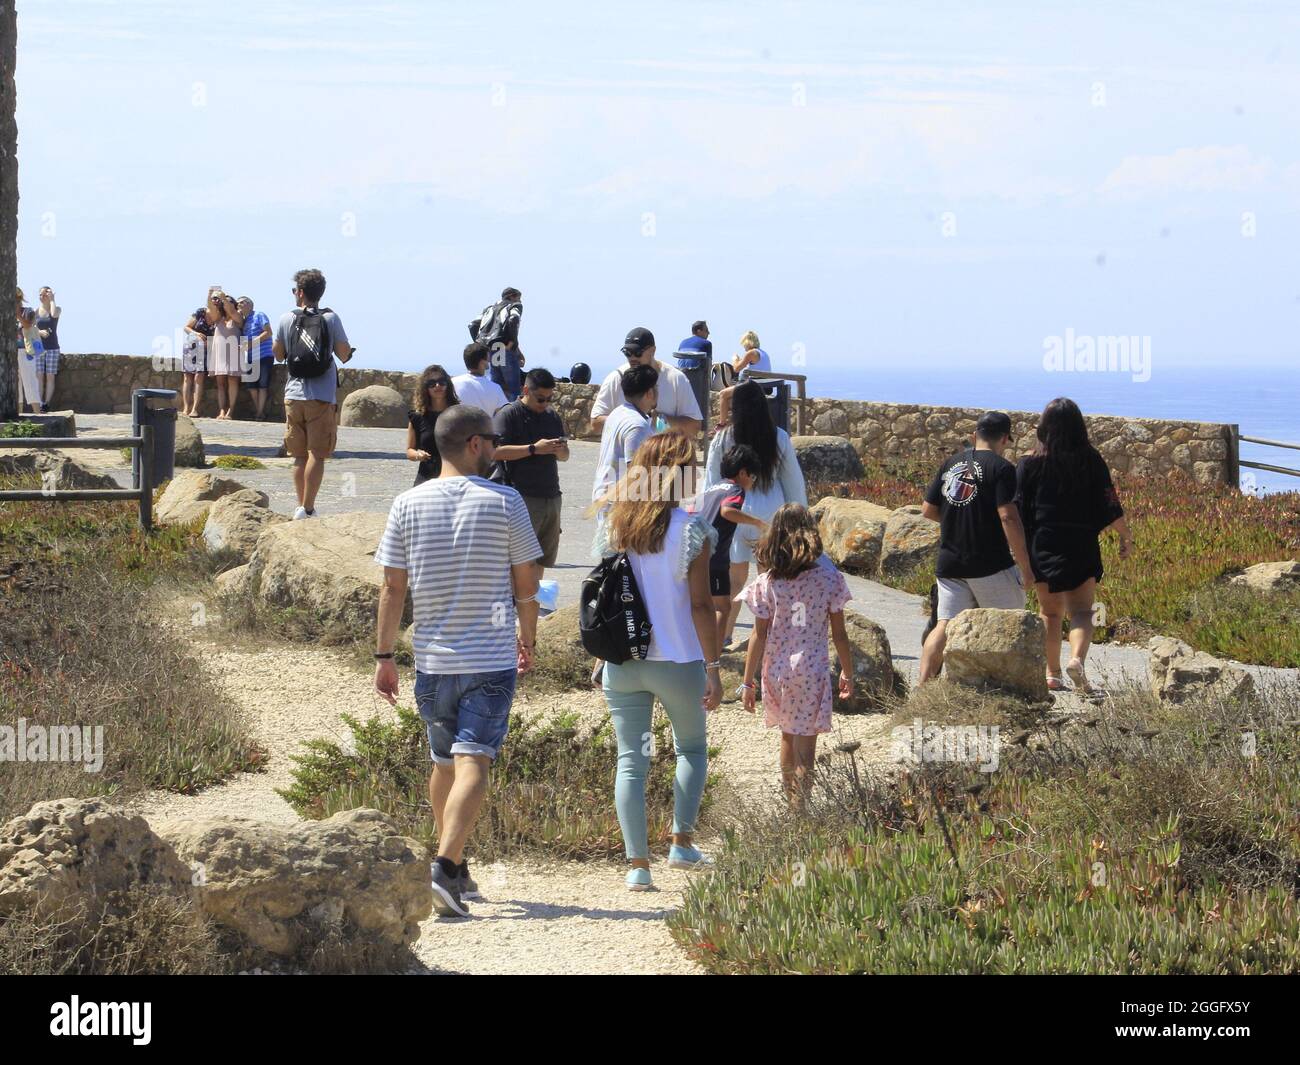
17,349,41,406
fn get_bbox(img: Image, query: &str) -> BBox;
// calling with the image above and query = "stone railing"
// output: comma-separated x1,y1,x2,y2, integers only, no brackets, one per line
50,354,1236,484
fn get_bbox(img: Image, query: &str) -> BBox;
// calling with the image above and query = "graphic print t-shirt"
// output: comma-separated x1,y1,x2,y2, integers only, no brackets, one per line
923,449,1018,579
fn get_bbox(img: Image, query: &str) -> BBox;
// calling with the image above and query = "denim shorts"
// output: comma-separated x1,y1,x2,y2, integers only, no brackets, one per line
414,668,517,765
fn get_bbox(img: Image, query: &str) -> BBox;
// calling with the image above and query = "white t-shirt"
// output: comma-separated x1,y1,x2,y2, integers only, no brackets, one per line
590,361,703,422
627,508,714,663
452,372,510,417
592,402,653,503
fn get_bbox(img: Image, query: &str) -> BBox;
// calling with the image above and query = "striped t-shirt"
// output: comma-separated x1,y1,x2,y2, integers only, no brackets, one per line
374,476,542,674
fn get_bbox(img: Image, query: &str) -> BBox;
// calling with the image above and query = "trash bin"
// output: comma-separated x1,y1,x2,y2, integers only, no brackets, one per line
132,388,178,486
677,358,712,435
760,379,790,433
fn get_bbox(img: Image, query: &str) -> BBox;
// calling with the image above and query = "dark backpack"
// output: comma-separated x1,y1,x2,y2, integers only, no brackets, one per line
580,552,652,663
285,307,334,379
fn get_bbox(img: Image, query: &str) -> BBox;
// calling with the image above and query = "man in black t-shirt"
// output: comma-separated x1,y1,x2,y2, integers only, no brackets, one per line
918,411,1034,683
492,367,569,568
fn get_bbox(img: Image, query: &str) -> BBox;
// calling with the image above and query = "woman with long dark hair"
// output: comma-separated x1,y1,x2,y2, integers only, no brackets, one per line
1016,397,1133,694
407,364,460,485
704,379,807,646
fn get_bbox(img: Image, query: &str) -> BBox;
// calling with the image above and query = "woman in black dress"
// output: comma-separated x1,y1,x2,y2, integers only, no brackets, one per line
406,364,459,485
1016,398,1133,694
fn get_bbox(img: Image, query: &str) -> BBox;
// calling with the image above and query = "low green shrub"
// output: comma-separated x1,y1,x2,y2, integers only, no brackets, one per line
0,420,44,438
281,706,718,862
670,682,1300,973
212,455,266,470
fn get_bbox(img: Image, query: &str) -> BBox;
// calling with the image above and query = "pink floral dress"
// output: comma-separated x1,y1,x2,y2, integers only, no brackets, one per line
742,555,852,735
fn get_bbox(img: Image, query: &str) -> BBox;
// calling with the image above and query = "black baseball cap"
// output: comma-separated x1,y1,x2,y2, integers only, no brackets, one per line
976,411,1013,440
622,327,655,354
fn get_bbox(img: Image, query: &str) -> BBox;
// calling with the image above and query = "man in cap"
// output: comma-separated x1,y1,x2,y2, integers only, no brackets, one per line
589,327,702,437
917,410,1034,684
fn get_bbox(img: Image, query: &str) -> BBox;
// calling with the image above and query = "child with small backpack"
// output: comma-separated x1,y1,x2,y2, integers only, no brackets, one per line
739,503,855,809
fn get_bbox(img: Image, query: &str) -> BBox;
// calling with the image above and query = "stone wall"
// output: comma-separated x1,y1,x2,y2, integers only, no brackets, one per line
51,354,1236,484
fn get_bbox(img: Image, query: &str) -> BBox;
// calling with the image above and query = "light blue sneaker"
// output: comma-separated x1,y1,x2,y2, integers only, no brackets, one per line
667,844,713,870
626,866,653,892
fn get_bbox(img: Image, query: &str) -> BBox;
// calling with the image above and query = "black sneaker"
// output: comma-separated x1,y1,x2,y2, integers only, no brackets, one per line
459,860,481,901
430,860,470,917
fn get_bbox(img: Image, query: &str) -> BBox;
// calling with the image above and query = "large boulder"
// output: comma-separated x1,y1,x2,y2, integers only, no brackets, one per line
1147,637,1256,706
879,505,940,578
0,798,192,922
811,497,892,574
214,563,253,598
174,414,206,468
791,435,865,483
832,611,907,711
1229,560,1300,596
339,385,407,428
943,609,1048,701
153,808,431,958
157,470,264,526
246,511,410,633
203,491,288,561
0,447,119,490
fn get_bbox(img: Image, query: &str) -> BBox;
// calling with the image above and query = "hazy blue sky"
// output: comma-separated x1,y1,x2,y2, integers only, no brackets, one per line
13,0,1300,395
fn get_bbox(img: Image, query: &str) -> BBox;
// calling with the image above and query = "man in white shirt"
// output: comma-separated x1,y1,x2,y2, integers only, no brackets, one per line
451,341,510,417
589,327,702,437
592,363,659,505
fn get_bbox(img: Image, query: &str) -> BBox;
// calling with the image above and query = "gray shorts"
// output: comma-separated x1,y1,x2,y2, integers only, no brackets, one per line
522,493,562,568
937,565,1025,620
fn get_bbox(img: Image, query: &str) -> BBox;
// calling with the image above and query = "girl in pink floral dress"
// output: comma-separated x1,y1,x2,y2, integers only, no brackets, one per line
740,504,855,808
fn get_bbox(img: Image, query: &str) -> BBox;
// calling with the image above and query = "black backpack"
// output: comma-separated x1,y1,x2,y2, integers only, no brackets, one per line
580,552,652,663
285,307,334,379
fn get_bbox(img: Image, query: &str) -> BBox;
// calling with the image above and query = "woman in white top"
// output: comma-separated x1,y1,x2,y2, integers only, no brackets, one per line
593,431,723,891
705,379,808,645
207,291,245,420
717,329,773,425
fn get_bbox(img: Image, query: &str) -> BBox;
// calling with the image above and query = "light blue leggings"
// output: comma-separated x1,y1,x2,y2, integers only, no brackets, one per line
602,659,708,861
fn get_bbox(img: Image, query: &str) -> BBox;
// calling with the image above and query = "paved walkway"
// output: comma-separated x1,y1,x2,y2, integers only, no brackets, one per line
77,413,1285,690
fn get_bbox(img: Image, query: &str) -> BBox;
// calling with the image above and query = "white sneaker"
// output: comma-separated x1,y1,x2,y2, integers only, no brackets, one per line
293,506,308,520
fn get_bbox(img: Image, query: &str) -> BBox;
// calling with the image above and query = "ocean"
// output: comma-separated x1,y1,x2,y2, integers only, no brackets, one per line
790,362,1297,495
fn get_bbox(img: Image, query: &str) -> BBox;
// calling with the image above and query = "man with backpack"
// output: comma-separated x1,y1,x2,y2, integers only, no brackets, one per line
917,411,1034,683
468,287,524,402
273,268,353,519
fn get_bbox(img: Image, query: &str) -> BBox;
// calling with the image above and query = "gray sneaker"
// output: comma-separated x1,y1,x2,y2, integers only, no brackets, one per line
430,861,470,917
459,860,481,901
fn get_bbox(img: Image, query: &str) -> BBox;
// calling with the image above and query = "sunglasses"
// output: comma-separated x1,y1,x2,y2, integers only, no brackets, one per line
427,379,450,388
531,393,553,404
466,432,502,447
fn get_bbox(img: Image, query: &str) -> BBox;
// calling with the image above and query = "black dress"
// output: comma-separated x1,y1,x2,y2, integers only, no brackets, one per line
409,409,443,485
1015,449,1124,593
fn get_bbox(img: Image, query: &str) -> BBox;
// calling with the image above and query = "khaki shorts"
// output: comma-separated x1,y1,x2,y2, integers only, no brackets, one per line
522,493,562,568
284,400,338,459
937,565,1025,621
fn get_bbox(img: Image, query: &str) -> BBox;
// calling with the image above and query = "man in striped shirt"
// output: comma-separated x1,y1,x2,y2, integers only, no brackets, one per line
374,404,542,917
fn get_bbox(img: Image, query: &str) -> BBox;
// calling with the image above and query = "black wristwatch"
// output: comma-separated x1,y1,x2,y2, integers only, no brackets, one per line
373,652,394,661
528,443,536,456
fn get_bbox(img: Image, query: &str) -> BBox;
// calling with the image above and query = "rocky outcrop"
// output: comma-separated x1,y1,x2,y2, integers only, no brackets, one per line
791,435,865,483
0,447,119,490
174,414,205,467
214,563,253,598
0,798,192,921
154,808,431,958
879,505,940,578
811,497,892,574
203,491,287,561
245,511,410,633
943,609,1048,701
1147,637,1256,706
1229,560,1300,596
157,470,264,526
833,611,906,711
339,385,407,428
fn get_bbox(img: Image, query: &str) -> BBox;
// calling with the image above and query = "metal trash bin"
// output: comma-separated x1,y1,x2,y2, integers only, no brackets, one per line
132,388,178,486
677,358,712,436
759,379,790,433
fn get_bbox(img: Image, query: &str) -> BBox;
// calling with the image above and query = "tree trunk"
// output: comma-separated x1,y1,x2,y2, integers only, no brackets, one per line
0,1,16,421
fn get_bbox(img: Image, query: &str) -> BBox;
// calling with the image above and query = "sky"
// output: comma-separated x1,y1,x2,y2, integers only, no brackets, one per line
12,0,1300,397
